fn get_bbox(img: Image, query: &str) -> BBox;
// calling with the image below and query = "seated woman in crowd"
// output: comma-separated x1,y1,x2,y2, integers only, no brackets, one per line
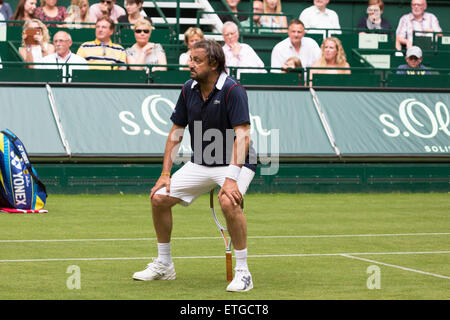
357,0,391,32
179,27,204,70
34,0,67,27
64,0,94,28
126,18,167,72
309,37,350,80
19,18,55,67
118,0,152,28
12,0,37,22
259,0,287,33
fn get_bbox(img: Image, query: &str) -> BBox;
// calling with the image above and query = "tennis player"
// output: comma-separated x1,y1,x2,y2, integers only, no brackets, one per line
132,39,257,292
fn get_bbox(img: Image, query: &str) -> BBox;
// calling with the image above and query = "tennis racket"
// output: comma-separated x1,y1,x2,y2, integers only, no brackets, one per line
210,188,244,282
210,188,233,282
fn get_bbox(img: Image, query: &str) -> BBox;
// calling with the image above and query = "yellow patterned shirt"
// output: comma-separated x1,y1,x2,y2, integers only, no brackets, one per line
76,39,126,70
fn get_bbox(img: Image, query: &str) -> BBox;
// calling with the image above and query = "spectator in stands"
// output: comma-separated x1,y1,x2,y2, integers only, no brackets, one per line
299,0,341,35
89,0,125,23
281,56,301,73
221,21,266,79
281,56,303,85
118,0,152,28
179,26,204,70
357,0,392,31
396,45,430,75
35,31,88,81
34,0,66,27
259,0,287,33
76,15,126,69
0,0,13,20
218,0,247,24
240,0,263,33
126,18,167,72
309,36,350,81
395,0,441,50
271,19,321,72
12,0,37,22
64,0,94,28
19,18,55,67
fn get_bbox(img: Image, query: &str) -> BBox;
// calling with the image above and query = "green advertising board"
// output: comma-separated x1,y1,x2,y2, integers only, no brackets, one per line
0,84,449,160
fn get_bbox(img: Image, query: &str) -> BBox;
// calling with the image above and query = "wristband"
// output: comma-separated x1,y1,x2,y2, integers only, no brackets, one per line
161,172,171,177
225,164,241,181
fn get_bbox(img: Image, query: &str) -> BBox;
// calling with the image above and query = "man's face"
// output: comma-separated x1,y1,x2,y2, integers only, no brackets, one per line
411,0,426,17
100,0,114,11
95,20,113,43
222,25,239,47
53,32,72,57
288,23,305,46
314,0,329,10
406,55,422,68
253,1,263,21
189,47,215,82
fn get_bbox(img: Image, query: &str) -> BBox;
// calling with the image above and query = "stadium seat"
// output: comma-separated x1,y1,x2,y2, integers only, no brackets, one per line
0,68,63,82
151,70,190,84
239,72,301,86
386,73,450,89
0,41,23,65
71,69,148,83
311,73,382,87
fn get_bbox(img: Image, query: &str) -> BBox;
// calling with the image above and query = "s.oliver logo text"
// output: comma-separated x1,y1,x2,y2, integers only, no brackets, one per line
379,98,450,139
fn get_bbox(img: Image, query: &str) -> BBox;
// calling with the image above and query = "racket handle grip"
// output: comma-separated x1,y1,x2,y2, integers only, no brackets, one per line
226,252,233,282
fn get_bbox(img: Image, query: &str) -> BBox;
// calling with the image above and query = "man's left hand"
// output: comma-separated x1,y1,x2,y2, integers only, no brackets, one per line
218,178,242,206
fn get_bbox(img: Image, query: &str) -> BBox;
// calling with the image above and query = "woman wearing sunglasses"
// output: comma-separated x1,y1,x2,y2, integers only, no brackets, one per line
126,18,167,72
89,0,125,23
19,18,55,67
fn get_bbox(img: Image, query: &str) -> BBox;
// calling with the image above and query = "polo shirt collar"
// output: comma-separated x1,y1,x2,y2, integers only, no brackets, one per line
94,39,112,46
191,72,228,90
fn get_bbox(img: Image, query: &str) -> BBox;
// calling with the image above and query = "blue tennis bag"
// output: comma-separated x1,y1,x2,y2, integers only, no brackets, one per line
0,129,47,210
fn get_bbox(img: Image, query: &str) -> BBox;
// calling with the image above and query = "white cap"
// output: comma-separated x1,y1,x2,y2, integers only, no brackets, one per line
406,46,422,58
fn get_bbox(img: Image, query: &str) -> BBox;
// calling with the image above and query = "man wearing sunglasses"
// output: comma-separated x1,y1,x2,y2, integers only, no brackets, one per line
89,0,125,23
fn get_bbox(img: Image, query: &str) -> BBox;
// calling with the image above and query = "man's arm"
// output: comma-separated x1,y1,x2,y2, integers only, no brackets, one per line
218,123,250,205
150,124,185,198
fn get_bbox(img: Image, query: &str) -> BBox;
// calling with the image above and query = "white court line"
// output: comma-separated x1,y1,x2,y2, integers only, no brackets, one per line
1,232,449,243
1,250,449,263
341,254,450,280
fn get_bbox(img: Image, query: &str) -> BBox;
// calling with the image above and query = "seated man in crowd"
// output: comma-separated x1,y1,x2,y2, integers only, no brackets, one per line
89,0,125,23
222,21,266,79
396,46,430,75
271,19,321,72
395,0,441,50
299,0,341,35
77,16,126,70
35,30,88,82
240,0,264,33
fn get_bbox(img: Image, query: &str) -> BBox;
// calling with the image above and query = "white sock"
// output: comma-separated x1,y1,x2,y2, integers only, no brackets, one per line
157,242,172,265
234,248,248,270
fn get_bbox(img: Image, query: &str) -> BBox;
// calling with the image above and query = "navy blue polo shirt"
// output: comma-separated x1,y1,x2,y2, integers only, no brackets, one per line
170,72,257,171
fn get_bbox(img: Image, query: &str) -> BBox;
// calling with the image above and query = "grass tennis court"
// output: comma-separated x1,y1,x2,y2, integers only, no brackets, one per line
0,193,449,300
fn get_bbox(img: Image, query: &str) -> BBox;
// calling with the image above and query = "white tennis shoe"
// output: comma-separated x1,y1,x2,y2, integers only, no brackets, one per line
132,259,176,281
226,269,253,292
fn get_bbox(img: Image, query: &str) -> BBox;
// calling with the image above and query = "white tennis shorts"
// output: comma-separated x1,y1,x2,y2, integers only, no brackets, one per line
154,161,255,206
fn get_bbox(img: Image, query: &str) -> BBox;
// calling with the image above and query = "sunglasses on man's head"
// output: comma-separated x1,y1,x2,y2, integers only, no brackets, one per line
135,29,150,34
101,0,113,4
